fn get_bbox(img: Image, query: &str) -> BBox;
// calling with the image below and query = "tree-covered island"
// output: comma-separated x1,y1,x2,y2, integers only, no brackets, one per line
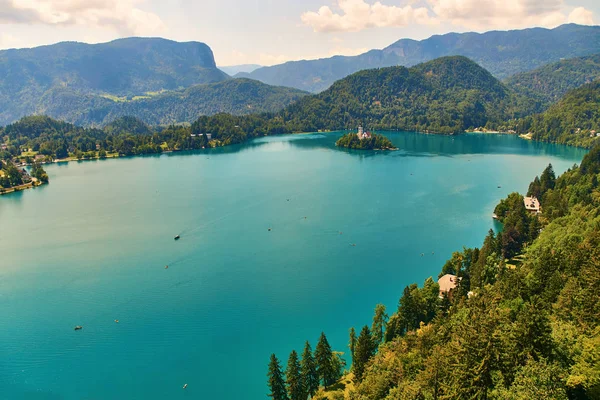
335,131,396,150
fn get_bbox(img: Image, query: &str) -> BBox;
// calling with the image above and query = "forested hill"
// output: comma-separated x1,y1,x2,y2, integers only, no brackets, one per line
237,24,600,93
267,148,600,399
192,56,535,141
506,53,600,105
34,79,308,126
0,38,229,126
0,37,227,96
511,81,600,147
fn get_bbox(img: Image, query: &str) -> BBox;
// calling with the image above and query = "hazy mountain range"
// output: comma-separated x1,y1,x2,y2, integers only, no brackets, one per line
236,24,600,93
219,64,263,75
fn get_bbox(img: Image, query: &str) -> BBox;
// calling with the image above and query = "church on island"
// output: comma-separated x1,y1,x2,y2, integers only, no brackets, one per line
357,126,372,140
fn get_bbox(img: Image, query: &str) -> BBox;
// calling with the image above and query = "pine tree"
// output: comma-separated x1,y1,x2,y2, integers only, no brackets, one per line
371,304,388,345
268,354,289,400
539,163,556,196
331,351,346,382
348,327,357,365
315,332,336,388
301,341,319,398
353,325,376,382
527,176,542,198
286,350,303,400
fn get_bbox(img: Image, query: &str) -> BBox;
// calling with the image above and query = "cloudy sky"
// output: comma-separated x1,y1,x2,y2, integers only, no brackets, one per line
0,0,597,66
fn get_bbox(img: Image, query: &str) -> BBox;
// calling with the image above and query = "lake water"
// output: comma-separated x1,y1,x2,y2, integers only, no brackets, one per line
0,132,587,399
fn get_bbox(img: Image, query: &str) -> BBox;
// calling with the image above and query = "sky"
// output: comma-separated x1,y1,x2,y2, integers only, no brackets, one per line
0,0,598,66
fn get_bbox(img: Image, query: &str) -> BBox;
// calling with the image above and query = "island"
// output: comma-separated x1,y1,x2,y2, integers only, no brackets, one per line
335,129,396,150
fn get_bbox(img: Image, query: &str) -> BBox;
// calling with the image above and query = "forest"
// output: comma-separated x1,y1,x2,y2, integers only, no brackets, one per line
507,81,600,148
267,148,600,399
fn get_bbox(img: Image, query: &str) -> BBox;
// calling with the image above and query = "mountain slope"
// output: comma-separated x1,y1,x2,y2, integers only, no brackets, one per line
193,56,535,143
32,79,308,126
237,24,600,93
514,81,600,147
0,37,229,125
505,53,600,105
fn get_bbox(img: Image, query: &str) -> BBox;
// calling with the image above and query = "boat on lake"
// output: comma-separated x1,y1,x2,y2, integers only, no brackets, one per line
174,235,180,240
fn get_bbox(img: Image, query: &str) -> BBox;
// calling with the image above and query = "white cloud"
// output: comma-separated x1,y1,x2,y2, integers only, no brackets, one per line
568,6,595,25
301,0,596,32
0,0,165,35
301,0,436,33
428,0,576,29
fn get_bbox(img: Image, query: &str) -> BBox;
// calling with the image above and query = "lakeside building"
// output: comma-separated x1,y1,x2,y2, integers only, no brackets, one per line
524,196,541,214
20,168,32,183
438,274,460,298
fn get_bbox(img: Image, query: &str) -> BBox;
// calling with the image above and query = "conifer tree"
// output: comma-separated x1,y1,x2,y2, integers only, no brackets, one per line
371,304,388,345
353,325,376,382
286,350,303,400
527,176,542,198
348,327,357,364
268,354,289,400
315,332,336,387
539,163,556,195
301,341,319,398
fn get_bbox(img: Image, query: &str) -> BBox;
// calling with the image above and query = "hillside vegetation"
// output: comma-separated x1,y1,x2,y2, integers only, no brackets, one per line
267,148,600,400
35,79,308,126
238,24,600,93
510,81,600,147
506,53,600,105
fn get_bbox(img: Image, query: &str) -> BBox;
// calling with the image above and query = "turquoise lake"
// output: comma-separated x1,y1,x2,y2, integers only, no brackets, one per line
0,131,587,399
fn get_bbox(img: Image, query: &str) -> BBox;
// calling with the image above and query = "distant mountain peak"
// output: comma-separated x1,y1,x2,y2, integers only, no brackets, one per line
219,64,263,76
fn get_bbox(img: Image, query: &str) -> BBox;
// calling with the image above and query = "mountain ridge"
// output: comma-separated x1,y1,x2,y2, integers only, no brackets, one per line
237,24,600,93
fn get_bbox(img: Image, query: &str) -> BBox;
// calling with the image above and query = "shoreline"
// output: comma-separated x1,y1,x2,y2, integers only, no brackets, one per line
1,130,586,198
0,180,45,195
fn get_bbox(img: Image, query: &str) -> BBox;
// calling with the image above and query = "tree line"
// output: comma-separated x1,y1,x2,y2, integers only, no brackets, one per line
267,332,345,400
0,115,214,162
